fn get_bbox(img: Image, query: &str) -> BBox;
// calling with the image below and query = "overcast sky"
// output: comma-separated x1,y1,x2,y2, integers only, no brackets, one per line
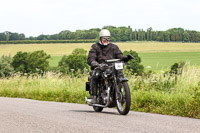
0,0,200,37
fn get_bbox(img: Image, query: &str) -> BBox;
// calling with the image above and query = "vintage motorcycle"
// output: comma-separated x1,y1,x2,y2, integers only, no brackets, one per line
85,58,132,115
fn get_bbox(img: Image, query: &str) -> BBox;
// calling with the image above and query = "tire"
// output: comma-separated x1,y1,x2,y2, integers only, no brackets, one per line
93,106,103,112
116,82,131,115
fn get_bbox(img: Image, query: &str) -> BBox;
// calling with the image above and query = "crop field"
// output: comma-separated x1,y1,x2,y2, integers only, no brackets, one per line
1,42,200,70
1,42,200,56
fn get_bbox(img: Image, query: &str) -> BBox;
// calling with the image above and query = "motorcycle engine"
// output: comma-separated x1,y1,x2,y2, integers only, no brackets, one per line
103,69,113,79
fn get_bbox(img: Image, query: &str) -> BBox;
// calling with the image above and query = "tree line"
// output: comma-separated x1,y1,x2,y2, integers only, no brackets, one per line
1,26,200,42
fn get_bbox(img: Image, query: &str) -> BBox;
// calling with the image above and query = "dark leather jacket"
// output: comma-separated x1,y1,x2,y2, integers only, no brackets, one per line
88,42,124,69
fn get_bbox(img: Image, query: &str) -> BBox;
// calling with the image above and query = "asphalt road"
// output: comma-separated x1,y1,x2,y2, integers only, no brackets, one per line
0,97,199,133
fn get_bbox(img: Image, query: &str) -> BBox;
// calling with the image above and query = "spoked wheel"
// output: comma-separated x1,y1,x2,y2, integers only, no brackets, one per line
93,106,103,112
116,82,131,115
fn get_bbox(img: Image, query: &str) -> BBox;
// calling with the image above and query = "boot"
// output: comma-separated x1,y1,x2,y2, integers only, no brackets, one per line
90,78,98,104
91,95,97,104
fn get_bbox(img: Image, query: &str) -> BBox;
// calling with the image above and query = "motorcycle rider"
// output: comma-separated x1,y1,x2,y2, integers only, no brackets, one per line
87,29,133,104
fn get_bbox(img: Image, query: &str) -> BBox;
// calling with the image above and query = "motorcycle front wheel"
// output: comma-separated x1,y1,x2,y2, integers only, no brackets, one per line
116,82,131,115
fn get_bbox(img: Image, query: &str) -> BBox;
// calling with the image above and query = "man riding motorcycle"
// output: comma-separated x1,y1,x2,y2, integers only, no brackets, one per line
87,29,133,104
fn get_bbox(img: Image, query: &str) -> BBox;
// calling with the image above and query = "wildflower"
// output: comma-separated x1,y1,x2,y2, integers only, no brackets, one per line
146,66,152,69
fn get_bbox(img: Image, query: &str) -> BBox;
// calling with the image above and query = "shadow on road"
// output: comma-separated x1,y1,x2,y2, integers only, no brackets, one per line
69,110,119,115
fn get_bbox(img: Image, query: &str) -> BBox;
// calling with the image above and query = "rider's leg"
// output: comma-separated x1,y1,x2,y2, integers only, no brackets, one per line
90,69,101,104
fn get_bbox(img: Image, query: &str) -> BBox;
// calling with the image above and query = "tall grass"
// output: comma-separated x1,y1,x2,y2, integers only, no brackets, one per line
128,63,200,118
0,64,200,118
0,73,89,104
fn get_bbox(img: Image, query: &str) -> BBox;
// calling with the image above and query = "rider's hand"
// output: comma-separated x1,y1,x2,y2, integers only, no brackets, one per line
127,54,134,60
122,54,134,62
91,61,108,69
99,63,109,71
99,63,108,68
91,61,100,68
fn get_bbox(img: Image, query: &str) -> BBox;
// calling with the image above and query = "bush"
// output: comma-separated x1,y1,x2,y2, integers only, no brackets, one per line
170,61,185,74
0,55,14,78
12,50,51,75
58,48,89,76
72,48,87,55
123,50,144,75
12,51,29,73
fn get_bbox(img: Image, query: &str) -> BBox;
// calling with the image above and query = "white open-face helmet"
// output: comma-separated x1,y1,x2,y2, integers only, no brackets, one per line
99,29,111,37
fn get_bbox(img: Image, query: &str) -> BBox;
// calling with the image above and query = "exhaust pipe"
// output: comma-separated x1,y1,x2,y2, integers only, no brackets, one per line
85,87,111,107
85,97,92,103
105,86,111,107
88,104,106,108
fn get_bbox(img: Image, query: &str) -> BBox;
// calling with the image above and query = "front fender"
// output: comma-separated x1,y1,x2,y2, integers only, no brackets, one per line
118,77,128,83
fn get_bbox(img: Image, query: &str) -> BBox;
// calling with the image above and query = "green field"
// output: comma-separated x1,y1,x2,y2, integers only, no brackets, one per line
50,52,200,71
2,42,200,71
139,52,200,70
8,42,199,71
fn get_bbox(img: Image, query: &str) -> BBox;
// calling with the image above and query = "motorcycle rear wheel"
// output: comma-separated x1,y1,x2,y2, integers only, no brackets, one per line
116,82,131,115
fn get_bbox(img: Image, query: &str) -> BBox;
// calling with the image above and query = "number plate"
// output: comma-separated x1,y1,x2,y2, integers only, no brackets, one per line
115,63,123,70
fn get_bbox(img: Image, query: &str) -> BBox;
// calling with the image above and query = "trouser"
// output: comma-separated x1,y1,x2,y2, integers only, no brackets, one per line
90,69,124,96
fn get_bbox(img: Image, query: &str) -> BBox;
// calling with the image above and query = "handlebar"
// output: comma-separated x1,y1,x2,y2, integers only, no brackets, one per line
105,59,121,63
94,59,124,70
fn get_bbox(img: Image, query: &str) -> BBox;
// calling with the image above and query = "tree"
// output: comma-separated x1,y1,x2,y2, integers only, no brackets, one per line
147,27,152,41
12,51,29,73
128,26,133,41
5,31,9,41
168,28,184,41
0,55,14,78
133,29,138,41
37,34,49,40
49,34,58,40
164,31,170,42
58,30,74,40
19,34,25,40
58,48,89,76
183,31,190,42
27,50,51,74
12,51,51,75
72,48,87,55
0,33,6,41
156,31,164,41
1,26,200,42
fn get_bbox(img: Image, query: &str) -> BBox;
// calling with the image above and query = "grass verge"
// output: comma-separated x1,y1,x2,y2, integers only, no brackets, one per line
0,65,200,118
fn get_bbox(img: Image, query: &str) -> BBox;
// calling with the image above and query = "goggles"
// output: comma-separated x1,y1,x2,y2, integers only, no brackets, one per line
102,37,110,41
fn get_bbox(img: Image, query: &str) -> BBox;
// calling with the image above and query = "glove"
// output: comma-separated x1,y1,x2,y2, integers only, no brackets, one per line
91,61,108,68
127,54,134,60
99,63,109,71
122,54,134,62
91,61,100,68
99,63,108,68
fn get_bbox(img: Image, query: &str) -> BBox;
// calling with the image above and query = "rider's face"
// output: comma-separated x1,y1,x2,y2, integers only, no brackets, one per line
101,37,110,45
